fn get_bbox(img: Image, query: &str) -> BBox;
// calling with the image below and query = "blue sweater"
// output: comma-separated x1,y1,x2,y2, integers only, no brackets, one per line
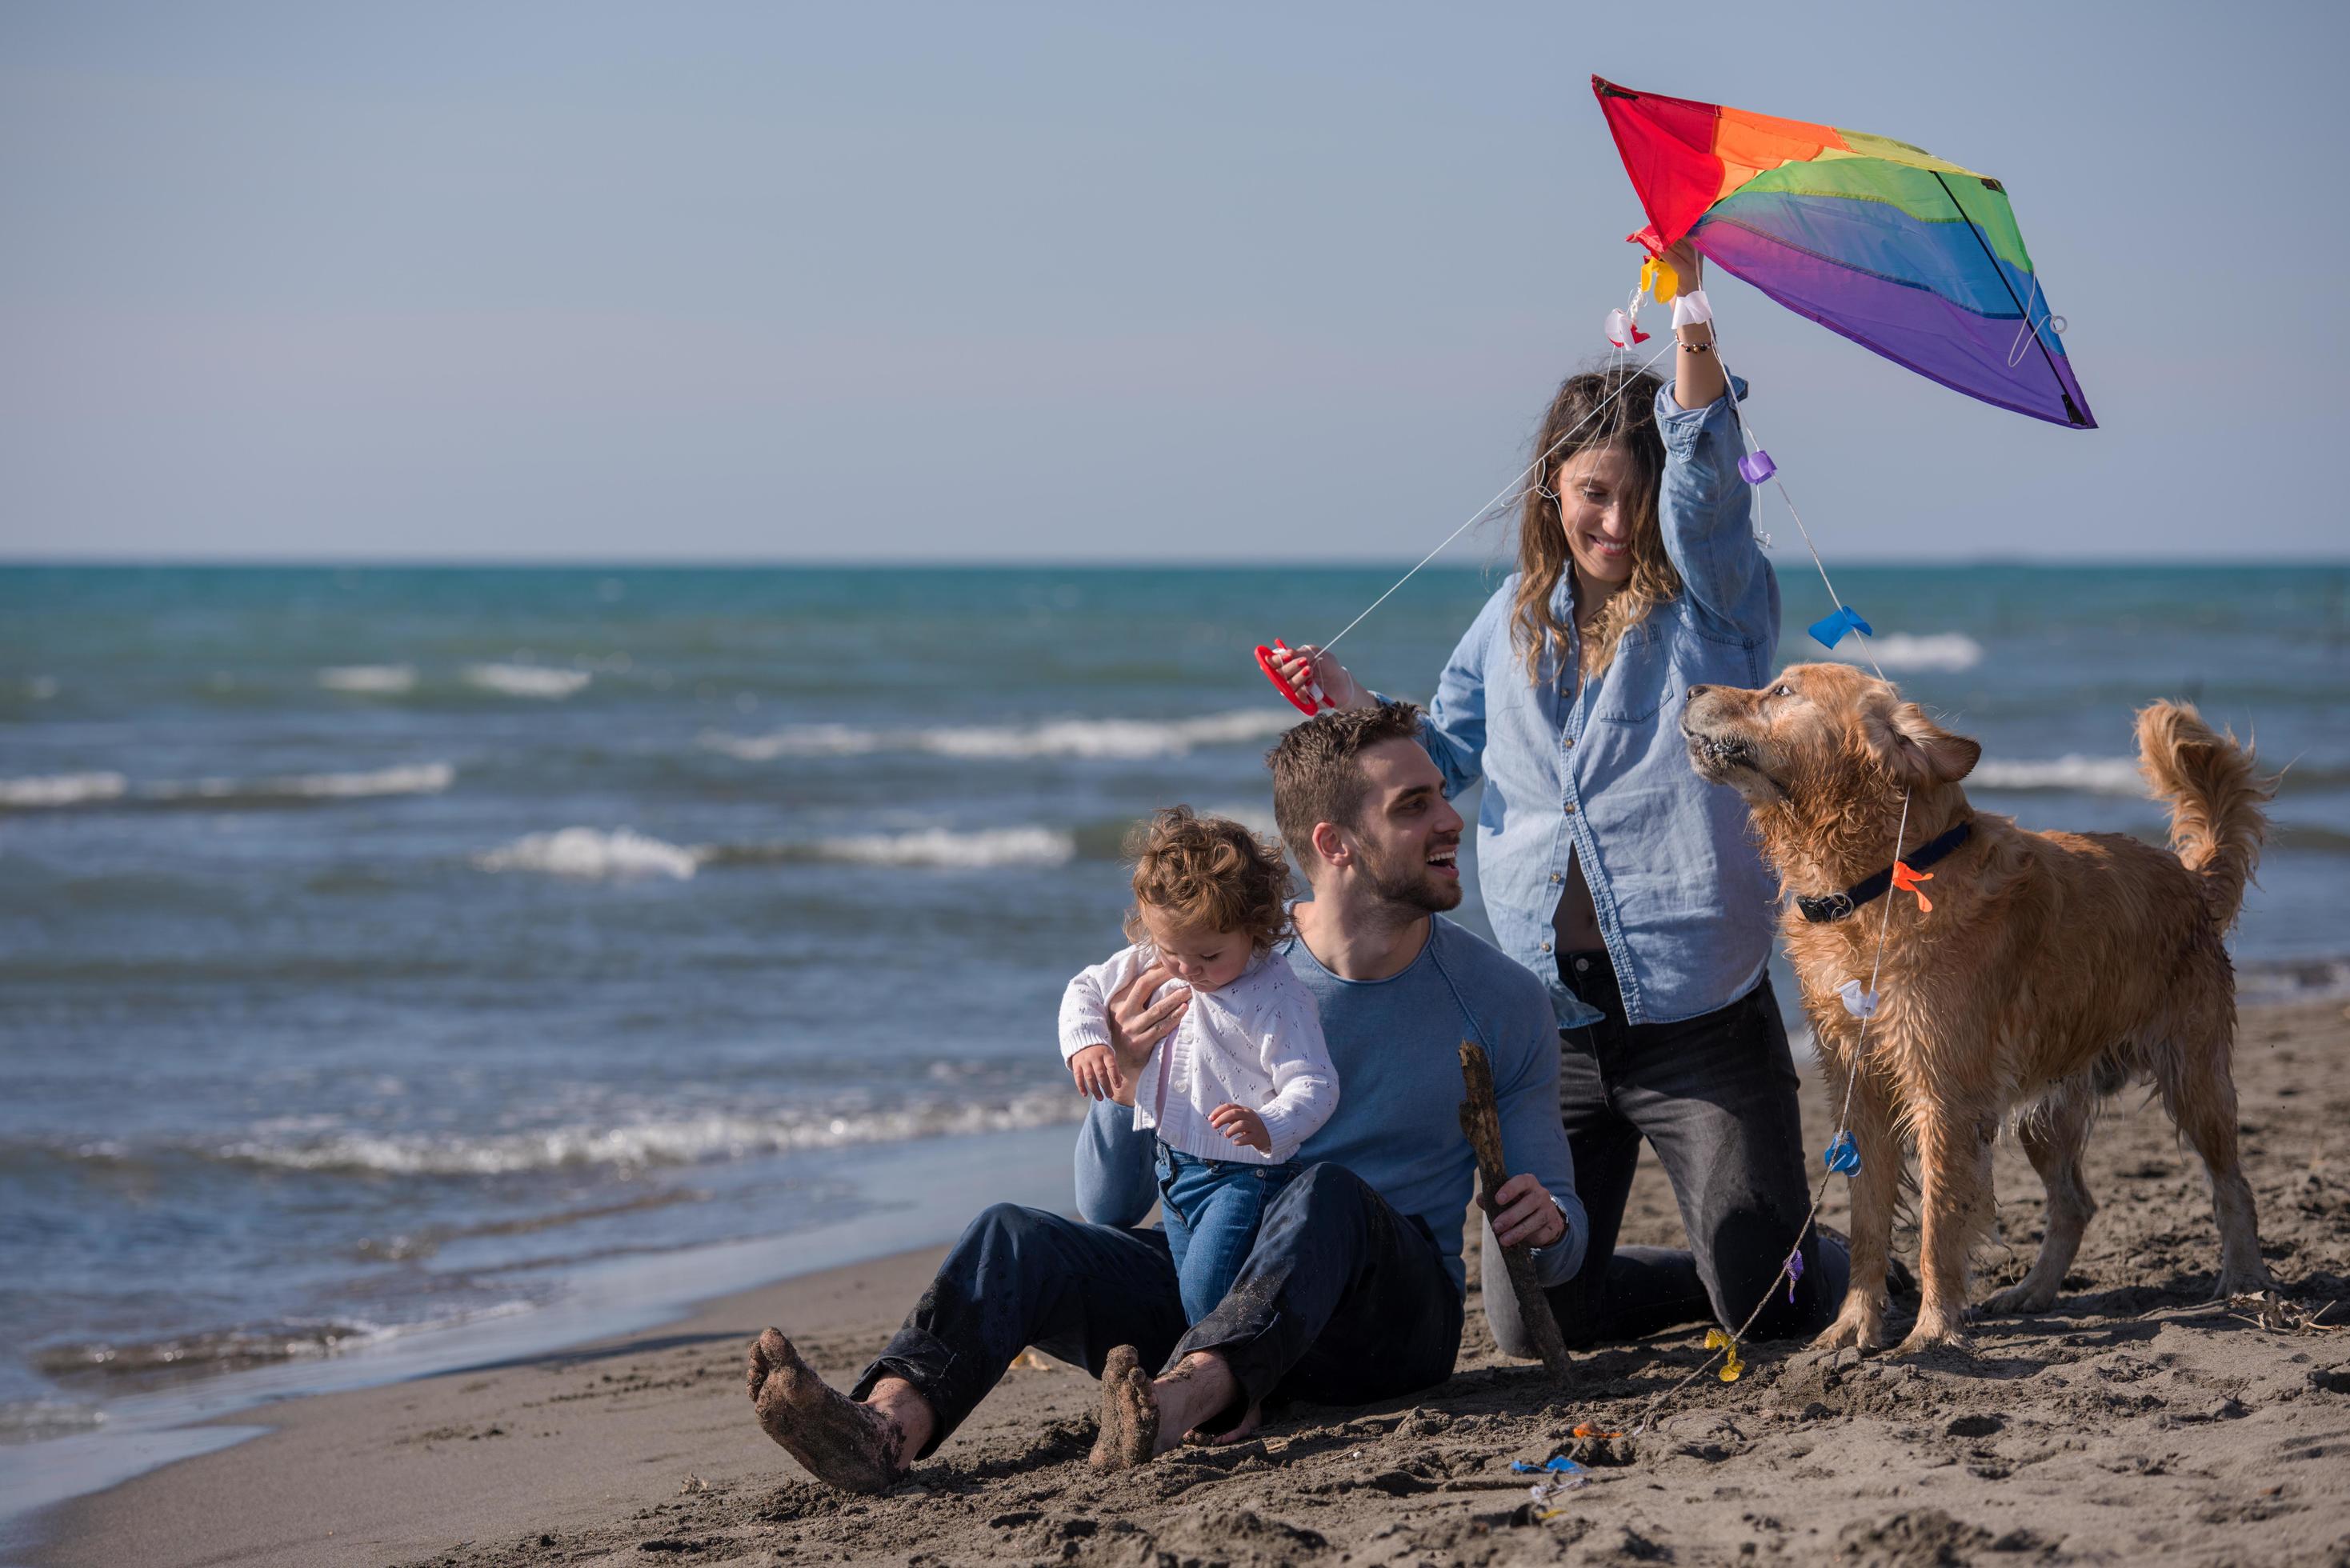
1074,915,1586,1296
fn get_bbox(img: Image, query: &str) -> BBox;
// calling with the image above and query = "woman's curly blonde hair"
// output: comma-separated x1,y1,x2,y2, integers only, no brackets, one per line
1122,806,1295,955
1510,364,1683,687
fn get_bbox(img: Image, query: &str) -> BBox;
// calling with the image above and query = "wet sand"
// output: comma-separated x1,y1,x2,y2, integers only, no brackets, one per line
31,998,2350,1567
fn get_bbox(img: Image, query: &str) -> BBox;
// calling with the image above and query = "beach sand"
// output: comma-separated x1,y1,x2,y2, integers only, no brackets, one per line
31,998,2350,1567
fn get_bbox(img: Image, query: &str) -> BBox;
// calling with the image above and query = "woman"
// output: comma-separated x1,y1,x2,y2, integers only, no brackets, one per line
1278,242,1846,1349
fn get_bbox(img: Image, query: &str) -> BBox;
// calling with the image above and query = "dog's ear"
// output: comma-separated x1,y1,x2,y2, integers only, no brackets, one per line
1865,698,1980,785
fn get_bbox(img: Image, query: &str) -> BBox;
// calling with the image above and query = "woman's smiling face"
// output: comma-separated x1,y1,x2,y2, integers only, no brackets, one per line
1551,442,1639,590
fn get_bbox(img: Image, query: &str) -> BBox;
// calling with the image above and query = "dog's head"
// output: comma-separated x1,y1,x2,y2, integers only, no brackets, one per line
1681,663,1980,873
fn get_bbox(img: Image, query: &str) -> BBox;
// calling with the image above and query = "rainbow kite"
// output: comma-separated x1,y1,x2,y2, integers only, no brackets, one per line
1594,78,2094,429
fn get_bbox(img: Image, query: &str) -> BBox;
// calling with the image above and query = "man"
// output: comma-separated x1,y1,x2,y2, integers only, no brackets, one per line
747,702,1584,1489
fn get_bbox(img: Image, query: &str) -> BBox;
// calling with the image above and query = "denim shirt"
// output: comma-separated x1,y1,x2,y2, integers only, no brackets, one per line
1412,377,1781,1029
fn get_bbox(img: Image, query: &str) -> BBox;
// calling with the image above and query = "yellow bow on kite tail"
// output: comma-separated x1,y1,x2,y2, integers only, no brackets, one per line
1639,254,1679,304
1703,1328,1744,1382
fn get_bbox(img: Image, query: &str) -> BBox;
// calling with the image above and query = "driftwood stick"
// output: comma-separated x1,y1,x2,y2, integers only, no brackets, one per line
1458,1040,1575,1384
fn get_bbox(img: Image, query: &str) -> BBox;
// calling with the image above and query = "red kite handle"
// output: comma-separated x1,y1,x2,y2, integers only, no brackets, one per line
1254,640,1324,717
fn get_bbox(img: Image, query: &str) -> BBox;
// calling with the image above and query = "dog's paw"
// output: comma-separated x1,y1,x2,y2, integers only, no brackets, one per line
1978,1281,2057,1318
1812,1300,1888,1354
2209,1265,2278,1302
1892,1315,1972,1359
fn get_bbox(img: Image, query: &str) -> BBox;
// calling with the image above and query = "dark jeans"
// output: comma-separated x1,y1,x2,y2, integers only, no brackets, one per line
1156,1142,1302,1326
1483,950,1845,1355
855,1163,1462,1454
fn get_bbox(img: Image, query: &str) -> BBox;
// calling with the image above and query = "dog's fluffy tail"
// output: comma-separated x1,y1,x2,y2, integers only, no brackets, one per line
2136,701,2273,930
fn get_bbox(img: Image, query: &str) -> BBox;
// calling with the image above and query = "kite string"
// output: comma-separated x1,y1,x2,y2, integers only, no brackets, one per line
1711,330,1888,685
1317,341,1675,657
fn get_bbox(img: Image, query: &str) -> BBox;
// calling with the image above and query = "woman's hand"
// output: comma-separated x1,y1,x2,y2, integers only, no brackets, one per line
1659,238,1702,297
1069,1044,1123,1102
1208,1103,1271,1154
1270,644,1371,711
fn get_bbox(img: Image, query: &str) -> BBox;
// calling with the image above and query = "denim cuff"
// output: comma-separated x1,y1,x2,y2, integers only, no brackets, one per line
851,1332,961,1460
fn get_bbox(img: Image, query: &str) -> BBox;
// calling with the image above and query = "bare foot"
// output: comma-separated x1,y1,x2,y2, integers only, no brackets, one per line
1088,1345,1159,1471
1188,1401,1263,1446
747,1327,905,1494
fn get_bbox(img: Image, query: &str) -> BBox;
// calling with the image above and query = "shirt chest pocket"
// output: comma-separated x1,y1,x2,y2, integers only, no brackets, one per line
1589,621,1673,723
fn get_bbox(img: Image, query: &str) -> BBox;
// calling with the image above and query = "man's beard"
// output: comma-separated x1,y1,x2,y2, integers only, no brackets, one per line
1361,839,1463,918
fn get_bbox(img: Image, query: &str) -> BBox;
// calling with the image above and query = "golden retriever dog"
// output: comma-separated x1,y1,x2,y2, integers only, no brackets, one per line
1680,662,2273,1355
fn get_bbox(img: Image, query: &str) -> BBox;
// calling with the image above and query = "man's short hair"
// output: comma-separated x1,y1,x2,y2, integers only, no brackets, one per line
1265,701,1427,870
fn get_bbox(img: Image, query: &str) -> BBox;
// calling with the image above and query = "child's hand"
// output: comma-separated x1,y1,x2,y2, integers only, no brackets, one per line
1208,1102,1271,1154
1070,1046,1123,1102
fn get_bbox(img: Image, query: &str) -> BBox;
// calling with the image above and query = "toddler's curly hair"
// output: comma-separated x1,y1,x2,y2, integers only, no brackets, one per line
1122,806,1295,955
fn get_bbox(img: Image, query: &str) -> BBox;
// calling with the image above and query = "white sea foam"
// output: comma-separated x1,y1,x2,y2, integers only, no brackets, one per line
148,763,457,802
318,664,418,694
214,1095,1083,1175
814,826,1076,869
1824,632,1985,672
0,772,128,808
26,676,59,701
476,826,702,881
703,708,1294,763
1971,755,2148,796
700,724,882,761
464,663,592,699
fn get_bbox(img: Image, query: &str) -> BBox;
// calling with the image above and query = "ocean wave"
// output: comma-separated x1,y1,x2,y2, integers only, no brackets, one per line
34,1321,394,1381
476,827,701,881
206,1095,1085,1176
701,708,1295,763
0,772,127,809
1824,632,1985,673
464,663,592,699
484,822,1082,879
146,762,457,805
1971,755,2148,796
318,664,418,694
723,826,1078,870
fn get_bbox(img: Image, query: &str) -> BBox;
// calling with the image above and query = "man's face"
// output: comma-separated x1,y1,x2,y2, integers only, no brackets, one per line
1333,738,1465,917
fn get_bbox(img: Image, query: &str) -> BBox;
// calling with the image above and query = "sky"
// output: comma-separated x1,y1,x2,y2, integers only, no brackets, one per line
1,1,2342,564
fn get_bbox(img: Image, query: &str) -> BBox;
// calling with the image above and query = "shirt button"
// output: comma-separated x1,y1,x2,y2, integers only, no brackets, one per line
1563,737,1574,749
1575,957,1591,973
1549,872,1561,884
1539,941,1551,953
1563,802,1578,815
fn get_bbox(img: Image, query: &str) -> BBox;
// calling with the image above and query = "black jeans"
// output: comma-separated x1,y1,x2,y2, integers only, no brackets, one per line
855,1162,1463,1454
1483,950,1845,1354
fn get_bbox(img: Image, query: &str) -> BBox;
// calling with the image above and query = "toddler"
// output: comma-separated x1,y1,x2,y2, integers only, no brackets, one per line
1061,806,1338,1324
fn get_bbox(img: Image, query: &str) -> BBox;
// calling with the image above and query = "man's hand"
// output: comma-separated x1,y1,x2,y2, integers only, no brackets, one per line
1208,1103,1271,1154
1106,962,1190,1093
1069,1045,1123,1102
1487,1172,1567,1250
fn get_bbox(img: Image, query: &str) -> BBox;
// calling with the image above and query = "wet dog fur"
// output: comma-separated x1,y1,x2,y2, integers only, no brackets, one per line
1681,662,2275,1355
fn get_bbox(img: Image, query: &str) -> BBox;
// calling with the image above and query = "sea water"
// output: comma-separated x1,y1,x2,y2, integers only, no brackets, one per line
3,562,2347,1447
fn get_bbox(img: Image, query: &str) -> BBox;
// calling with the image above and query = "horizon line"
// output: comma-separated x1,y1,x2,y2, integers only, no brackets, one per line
6,554,2349,573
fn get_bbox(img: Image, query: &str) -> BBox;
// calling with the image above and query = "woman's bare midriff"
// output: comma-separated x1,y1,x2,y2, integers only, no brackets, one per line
1551,850,1604,953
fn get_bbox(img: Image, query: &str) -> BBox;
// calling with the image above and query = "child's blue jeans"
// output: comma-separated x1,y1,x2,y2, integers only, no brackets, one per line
1155,1141,1302,1325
